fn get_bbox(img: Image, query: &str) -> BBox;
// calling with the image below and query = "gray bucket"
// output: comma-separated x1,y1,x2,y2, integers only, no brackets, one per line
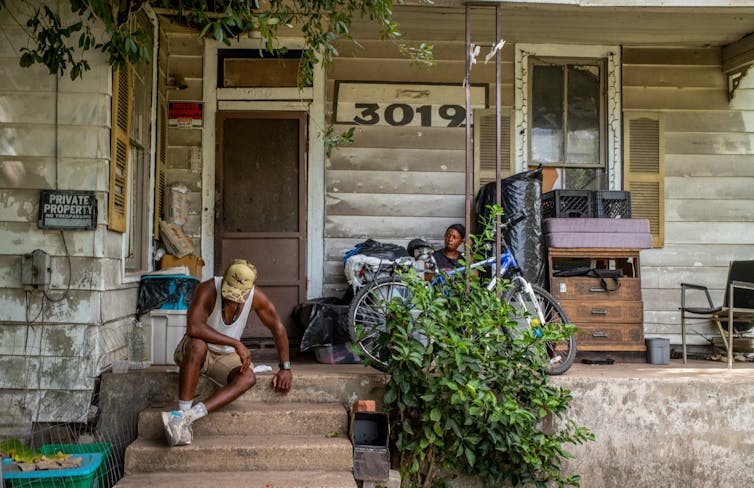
646,338,670,365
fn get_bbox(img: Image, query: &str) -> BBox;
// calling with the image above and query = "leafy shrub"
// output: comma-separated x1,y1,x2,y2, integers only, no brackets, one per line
376,209,593,487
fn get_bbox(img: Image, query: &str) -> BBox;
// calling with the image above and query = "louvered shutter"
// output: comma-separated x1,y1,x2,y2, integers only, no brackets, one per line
474,108,514,194
108,65,132,233
154,99,167,240
624,112,664,248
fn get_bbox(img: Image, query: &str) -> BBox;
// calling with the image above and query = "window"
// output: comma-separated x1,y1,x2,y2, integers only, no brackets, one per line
515,45,621,192
108,8,157,275
530,58,605,190
126,12,155,273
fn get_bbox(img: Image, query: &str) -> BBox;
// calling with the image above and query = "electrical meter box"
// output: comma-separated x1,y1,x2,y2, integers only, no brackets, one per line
21,249,50,288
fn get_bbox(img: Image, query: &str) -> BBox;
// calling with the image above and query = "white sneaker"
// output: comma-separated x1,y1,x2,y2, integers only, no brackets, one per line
161,410,193,446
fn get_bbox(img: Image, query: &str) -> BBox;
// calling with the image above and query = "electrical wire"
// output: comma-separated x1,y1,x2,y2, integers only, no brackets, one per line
43,231,72,302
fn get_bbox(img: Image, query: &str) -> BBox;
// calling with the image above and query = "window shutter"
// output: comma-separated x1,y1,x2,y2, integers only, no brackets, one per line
474,108,514,195
624,112,664,248
109,65,132,233
154,99,167,240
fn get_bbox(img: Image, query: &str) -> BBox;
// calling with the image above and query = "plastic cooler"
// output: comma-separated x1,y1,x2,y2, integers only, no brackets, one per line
2,452,104,488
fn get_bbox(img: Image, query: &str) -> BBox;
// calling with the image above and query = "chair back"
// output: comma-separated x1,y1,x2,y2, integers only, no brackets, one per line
722,260,754,309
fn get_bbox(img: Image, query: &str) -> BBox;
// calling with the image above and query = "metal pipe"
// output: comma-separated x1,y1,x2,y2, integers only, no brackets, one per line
464,4,472,291
495,4,502,296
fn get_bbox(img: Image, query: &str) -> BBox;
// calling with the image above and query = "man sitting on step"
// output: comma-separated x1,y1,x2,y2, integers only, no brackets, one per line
162,259,293,446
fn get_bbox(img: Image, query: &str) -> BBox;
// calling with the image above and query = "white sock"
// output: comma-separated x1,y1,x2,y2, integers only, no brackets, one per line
178,400,193,412
186,402,208,423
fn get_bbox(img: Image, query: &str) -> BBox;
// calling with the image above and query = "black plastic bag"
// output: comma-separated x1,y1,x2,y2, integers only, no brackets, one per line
136,274,199,315
343,239,408,263
295,297,351,351
474,168,545,286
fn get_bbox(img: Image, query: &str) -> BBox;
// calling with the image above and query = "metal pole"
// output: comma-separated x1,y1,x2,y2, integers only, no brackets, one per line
464,4,472,291
495,4,502,295
728,282,734,369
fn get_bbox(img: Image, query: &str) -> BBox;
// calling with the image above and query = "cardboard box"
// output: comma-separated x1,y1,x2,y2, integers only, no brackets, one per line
161,254,205,279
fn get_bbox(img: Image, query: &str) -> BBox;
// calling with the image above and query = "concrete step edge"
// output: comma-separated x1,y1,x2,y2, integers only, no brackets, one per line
137,404,349,439
115,470,358,488
125,435,354,473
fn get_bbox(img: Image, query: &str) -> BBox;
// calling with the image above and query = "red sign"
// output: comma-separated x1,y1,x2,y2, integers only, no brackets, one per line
168,102,203,128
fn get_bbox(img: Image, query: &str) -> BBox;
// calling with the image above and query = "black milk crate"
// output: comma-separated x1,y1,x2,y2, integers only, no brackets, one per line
594,191,631,218
541,190,593,219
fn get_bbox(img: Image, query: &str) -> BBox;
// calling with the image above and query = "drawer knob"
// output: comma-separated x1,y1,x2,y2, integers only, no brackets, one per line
592,331,608,338
589,287,606,293
591,308,608,315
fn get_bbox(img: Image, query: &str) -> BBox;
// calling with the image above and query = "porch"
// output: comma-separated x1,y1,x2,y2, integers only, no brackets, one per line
91,354,754,487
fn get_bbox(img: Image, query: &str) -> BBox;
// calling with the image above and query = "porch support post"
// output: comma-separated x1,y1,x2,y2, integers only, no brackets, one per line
494,3,502,293
464,3,472,289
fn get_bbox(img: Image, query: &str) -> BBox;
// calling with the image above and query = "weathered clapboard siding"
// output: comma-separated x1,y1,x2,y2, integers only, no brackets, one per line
0,5,158,426
324,39,510,293
665,176,754,200
328,170,465,194
666,199,754,222
330,124,468,149
665,154,754,177
329,147,466,171
624,46,754,340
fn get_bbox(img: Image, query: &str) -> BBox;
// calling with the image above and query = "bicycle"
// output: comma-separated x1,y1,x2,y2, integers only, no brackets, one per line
347,215,576,375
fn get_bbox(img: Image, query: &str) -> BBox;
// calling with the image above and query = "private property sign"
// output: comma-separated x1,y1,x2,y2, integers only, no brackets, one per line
38,190,97,230
168,102,203,128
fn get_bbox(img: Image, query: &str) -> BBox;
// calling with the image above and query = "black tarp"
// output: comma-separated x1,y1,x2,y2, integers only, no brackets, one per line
294,297,351,351
474,168,545,286
136,275,199,315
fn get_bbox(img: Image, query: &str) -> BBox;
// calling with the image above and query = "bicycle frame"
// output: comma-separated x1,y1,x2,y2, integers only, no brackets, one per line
430,247,547,327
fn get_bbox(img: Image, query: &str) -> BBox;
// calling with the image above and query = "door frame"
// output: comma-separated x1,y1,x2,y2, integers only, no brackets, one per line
200,38,326,296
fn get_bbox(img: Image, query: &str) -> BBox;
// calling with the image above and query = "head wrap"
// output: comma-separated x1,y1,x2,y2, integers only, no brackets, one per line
447,223,466,239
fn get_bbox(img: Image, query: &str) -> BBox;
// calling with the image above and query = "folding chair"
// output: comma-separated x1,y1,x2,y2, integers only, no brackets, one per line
680,260,754,368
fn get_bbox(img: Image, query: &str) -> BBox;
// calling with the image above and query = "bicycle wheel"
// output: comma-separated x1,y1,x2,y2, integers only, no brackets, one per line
348,277,412,371
503,281,576,375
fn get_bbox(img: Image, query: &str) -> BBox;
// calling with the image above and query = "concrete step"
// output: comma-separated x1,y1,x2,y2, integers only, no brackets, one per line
115,470,357,487
129,363,388,409
124,434,354,473
138,402,348,440
235,363,388,405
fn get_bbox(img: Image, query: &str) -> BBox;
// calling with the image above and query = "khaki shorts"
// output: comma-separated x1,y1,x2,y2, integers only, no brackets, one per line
173,335,254,386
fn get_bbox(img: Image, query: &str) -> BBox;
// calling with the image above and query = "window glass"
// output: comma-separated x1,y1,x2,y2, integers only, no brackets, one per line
531,65,563,164
530,58,605,190
566,64,600,165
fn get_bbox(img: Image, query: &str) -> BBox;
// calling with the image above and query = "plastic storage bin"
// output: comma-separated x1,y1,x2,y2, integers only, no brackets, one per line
542,190,593,219
646,338,670,365
314,343,362,364
2,453,104,488
38,443,112,488
594,191,631,218
143,309,187,364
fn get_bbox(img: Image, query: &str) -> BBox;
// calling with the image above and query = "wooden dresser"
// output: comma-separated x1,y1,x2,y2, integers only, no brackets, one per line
547,248,645,352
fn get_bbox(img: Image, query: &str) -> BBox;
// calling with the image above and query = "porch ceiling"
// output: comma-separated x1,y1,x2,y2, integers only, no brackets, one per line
350,2,754,47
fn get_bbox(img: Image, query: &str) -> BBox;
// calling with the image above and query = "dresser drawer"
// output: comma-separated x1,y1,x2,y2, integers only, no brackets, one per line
576,323,645,350
550,277,641,301
560,299,644,324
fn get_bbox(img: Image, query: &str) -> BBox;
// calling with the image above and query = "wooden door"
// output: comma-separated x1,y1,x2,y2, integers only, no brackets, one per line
215,111,307,344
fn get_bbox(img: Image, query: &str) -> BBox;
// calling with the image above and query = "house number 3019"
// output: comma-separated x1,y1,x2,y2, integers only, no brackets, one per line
352,103,467,127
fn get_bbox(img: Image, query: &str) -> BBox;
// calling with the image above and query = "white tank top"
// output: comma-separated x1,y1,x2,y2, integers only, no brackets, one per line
207,276,254,354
